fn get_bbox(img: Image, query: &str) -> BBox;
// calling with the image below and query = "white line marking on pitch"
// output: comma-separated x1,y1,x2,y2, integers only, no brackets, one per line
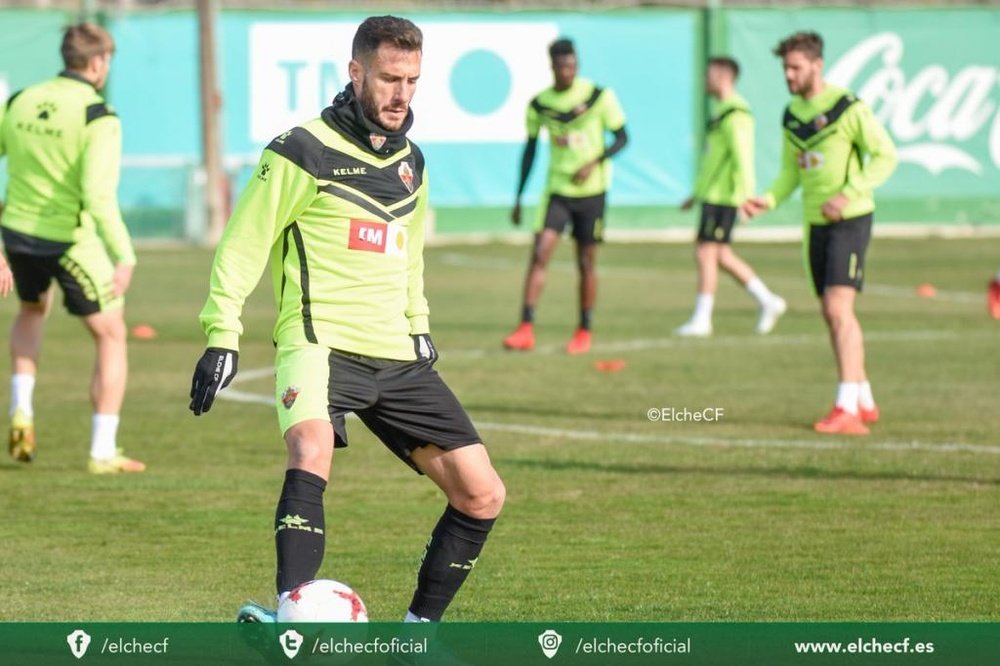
222,365,1000,457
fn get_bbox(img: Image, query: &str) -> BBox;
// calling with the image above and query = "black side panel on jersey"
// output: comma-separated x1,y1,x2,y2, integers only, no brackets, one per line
286,222,317,343
85,103,116,124
783,94,857,145
530,87,604,124
267,128,327,178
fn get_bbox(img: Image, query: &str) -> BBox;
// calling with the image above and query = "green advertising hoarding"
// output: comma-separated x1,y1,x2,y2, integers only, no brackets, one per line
723,8,1000,228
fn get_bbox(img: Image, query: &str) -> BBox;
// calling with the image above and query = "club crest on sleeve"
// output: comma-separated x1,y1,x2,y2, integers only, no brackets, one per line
398,161,414,193
369,133,386,150
281,386,300,409
814,114,828,130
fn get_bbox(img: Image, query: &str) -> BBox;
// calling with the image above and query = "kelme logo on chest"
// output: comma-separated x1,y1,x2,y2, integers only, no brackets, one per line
332,166,367,177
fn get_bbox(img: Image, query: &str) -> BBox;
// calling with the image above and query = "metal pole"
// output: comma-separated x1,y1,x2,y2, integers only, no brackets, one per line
198,0,226,245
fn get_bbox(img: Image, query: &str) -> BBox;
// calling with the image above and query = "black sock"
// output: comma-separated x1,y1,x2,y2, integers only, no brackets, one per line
521,305,535,324
409,505,496,621
274,469,327,595
580,309,592,331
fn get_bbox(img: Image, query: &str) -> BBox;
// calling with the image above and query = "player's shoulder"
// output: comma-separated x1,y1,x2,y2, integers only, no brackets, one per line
264,120,329,178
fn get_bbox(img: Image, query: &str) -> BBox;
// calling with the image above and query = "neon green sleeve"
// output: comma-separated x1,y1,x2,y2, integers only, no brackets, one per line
0,102,6,158
199,150,315,351
728,112,755,200
526,103,541,139
763,132,800,209
601,88,626,131
81,115,135,264
405,168,430,335
841,102,897,201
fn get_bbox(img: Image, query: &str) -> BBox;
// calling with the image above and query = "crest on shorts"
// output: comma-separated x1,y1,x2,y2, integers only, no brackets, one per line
369,133,386,150
281,386,300,409
398,161,414,193
814,114,828,130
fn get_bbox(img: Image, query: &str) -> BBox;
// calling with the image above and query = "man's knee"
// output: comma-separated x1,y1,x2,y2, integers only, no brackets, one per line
85,309,127,341
451,474,505,519
284,422,334,473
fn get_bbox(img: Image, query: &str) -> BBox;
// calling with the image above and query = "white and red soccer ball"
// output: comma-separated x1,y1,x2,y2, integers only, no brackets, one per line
277,579,369,622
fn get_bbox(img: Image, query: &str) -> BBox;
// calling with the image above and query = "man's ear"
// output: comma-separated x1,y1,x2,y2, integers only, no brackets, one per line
348,59,363,85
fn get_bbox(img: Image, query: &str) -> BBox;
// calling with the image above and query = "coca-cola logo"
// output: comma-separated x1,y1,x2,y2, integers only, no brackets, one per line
827,32,998,175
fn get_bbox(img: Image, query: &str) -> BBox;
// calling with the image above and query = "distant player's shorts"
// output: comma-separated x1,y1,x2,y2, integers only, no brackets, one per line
697,203,738,244
537,192,606,245
807,213,873,296
274,345,483,474
2,230,121,316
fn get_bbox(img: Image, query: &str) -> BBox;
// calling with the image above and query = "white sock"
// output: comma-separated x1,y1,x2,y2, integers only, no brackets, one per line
745,277,774,306
404,610,432,623
692,293,714,323
90,414,120,460
858,381,875,410
10,374,35,417
835,383,860,415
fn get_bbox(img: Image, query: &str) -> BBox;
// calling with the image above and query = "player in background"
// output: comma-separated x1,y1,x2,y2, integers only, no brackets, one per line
189,16,505,623
0,24,143,472
504,38,628,354
742,32,897,435
676,56,786,337
987,270,1000,319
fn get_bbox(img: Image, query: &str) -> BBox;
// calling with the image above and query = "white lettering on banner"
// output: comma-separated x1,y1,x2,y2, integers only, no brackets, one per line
826,32,998,175
248,22,559,145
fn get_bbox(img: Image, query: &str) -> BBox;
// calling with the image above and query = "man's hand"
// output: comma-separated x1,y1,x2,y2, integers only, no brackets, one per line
0,259,13,298
511,202,522,226
189,348,239,415
740,196,770,220
680,196,695,211
111,263,135,298
821,193,850,222
412,334,438,365
572,160,598,185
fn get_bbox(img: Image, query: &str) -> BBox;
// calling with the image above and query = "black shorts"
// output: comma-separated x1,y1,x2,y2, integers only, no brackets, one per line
540,193,606,245
808,213,873,296
275,345,482,474
2,227,119,316
697,203,738,244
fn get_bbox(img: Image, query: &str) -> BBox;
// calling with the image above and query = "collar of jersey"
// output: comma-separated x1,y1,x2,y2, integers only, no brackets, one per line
322,84,413,158
57,70,98,91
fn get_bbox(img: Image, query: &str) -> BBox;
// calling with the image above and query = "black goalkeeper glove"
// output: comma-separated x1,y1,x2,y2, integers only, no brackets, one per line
189,347,238,415
411,333,438,365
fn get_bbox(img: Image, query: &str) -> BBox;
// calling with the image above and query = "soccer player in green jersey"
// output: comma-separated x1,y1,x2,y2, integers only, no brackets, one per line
742,32,897,435
189,16,505,623
504,38,628,355
0,24,144,472
677,56,786,338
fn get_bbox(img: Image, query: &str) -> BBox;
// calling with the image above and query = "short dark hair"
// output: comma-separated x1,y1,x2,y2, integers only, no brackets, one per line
352,15,422,63
61,23,114,70
773,31,823,60
708,56,740,80
549,38,575,62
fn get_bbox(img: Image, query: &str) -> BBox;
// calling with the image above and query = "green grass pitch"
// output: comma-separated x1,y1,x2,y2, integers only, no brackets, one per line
1,237,997,621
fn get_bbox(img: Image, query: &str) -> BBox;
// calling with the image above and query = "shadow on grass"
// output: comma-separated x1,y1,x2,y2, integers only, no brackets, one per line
500,457,999,486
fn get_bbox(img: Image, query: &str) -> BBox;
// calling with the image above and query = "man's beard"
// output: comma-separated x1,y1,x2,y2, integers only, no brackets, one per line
359,82,402,132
